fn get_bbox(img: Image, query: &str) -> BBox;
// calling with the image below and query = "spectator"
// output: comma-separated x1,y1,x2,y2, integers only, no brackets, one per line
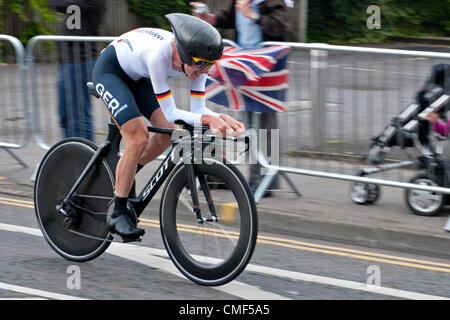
49,0,106,142
191,0,292,196
191,0,292,48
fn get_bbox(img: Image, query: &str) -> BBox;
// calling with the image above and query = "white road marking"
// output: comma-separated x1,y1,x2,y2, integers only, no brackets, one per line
243,264,449,300
0,223,286,300
107,243,288,300
0,297,47,300
0,223,42,237
0,282,87,300
146,248,450,300
402,57,429,61
1,223,449,300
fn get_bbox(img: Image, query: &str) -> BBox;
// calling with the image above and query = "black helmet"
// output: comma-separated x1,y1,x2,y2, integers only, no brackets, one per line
165,13,223,66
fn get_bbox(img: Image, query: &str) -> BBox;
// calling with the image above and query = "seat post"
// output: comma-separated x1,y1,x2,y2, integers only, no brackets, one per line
102,123,122,176
86,82,101,98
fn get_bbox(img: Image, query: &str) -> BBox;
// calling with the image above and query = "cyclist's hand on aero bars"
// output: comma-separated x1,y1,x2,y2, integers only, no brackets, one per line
201,114,234,138
219,114,246,137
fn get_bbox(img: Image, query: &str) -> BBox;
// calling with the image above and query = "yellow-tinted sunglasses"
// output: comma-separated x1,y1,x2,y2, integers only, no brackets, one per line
192,56,216,70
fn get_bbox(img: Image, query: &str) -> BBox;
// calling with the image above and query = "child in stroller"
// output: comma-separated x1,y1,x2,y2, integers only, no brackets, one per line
424,111,450,136
350,63,450,216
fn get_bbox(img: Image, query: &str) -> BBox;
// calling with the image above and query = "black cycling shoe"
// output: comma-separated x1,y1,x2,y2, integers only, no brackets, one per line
107,209,145,241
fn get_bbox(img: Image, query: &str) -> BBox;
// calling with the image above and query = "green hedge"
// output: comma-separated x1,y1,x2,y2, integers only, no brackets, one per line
308,0,450,44
0,0,57,44
127,0,191,30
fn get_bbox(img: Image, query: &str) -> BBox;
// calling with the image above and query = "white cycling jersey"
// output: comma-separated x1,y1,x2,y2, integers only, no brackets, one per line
111,28,220,125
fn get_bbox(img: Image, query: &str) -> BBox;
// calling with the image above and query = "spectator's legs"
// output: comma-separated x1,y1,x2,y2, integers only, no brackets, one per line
244,111,280,194
79,61,94,142
262,112,279,190
68,62,81,138
242,111,260,192
57,63,69,138
58,61,95,142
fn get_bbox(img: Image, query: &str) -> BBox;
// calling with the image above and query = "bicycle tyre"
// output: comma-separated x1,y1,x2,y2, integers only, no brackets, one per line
160,159,258,286
34,138,115,262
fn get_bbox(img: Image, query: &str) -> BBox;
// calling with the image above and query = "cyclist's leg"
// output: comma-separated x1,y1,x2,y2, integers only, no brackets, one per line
107,117,147,239
140,108,176,165
92,51,147,197
115,117,148,197
92,45,146,239
130,78,176,166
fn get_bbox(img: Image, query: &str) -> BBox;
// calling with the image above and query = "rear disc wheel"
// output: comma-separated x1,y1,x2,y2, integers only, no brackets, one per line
34,138,115,262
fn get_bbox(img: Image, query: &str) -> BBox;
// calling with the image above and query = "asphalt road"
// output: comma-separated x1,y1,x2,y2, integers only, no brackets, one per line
1,194,450,301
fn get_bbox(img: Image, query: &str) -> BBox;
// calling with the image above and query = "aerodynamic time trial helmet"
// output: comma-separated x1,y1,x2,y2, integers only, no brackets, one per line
165,13,223,69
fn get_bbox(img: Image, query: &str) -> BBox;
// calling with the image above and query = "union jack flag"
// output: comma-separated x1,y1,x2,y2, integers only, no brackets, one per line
205,45,291,113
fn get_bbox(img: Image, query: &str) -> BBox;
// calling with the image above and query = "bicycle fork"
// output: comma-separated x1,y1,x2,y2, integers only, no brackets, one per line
185,163,219,224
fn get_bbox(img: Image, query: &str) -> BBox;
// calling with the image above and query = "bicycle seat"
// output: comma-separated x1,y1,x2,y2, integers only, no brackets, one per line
86,82,101,99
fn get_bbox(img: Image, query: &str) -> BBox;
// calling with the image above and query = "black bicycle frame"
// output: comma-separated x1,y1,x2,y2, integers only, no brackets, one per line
130,146,178,215
62,123,202,222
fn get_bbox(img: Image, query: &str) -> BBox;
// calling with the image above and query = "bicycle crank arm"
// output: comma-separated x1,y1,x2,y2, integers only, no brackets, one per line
198,215,220,224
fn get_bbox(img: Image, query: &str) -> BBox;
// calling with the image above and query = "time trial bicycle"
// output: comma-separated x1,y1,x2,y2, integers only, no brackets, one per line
34,83,258,286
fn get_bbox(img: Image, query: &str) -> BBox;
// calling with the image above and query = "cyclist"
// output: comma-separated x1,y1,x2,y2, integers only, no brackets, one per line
92,13,245,241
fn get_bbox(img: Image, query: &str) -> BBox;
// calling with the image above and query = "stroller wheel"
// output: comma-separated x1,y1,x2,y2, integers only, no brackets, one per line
350,182,380,205
405,173,444,216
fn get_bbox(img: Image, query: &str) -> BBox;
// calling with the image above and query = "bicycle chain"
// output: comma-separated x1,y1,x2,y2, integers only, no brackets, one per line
73,193,114,201
67,195,142,243
67,228,116,243
67,229,142,243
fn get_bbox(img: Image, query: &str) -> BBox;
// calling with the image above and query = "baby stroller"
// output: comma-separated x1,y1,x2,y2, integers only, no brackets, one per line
350,64,450,216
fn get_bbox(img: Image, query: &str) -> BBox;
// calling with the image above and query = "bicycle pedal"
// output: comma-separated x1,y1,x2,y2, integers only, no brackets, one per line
121,236,143,243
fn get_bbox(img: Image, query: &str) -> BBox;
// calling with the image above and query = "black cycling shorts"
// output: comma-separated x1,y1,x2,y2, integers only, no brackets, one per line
92,45,159,128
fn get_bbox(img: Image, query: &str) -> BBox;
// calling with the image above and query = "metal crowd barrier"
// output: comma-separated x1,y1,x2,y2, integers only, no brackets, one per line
24,36,450,192
10,34,450,229
25,35,116,150
252,41,450,206
0,35,30,167
262,41,450,149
